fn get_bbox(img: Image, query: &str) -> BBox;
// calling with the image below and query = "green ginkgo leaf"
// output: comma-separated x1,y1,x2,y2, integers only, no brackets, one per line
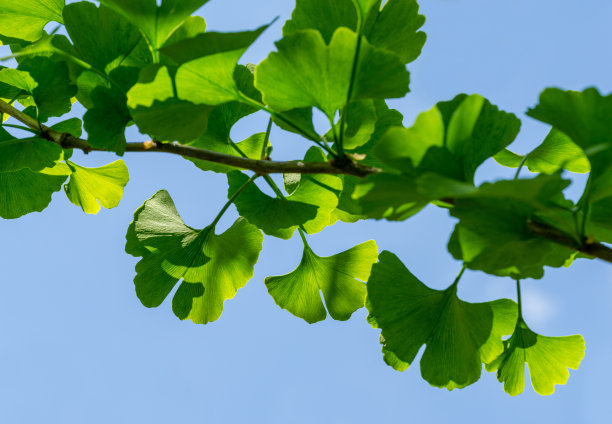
63,159,129,214
449,174,576,279
486,319,585,396
326,100,377,150
127,65,213,143
174,24,271,106
98,0,210,52
283,0,426,64
0,57,76,119
527,87,612,178
282,0,358,44
160,23,271,65
374,94,521,183
0,0,64,42
366,251,518,389
255,27,409,119
364,0,426,64
265,241,378,323
354,94,521,221
83,66,140,154
188,133,265,174
125,190,263,324
63,2,143,73
495,129,590,174
0,167,66,219
0,126,62,173
228,148,342,238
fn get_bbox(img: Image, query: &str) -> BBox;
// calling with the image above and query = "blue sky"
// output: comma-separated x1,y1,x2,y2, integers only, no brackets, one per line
1,0,612,422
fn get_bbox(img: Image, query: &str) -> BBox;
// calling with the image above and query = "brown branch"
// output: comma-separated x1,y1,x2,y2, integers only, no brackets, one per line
527,220,612,264
0,99,379,177
3,98,612,264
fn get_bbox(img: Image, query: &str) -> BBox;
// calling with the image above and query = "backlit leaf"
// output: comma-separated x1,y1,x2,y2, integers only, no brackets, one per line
487,319,585,396
367,251,517,389
265,241,378,323
125,190,263,324
64,159,129,214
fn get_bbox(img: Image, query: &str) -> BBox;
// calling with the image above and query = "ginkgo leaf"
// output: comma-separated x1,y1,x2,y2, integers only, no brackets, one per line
366,251,518,389
494,129,590,174
255,27,410,119
364,0,426,64
265,241,378,323
449,174,576,279
0,167,66,219
352,173,428,220
125,190,263,324
127,65,213,143
83,66,140,154
354,94,520,220
63,2,143,73
326,100,377,150
283,0,426,64
160,24,271,65
228,148,342,238
63,160,129,214
527,87,612,178
486,319,585,396
282,0,358,44
374,94,521,183
98,0,210,52
188,133,265,174
174,24,271,106
0,126,62,172
0,0,64,42
0,57,76,119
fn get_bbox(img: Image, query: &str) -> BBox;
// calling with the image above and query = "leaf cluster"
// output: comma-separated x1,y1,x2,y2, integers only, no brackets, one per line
1,0,608,396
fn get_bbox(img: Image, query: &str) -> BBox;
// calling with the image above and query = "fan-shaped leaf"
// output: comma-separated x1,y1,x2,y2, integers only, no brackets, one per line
366,251,517,389
486,320,585,396
265,241,378,323
125,190,263,324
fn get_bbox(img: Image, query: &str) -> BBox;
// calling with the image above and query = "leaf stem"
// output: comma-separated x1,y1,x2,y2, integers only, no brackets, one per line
515,279,524,321
211,174,259,228
237,92,337,157
514,156,528,180
261,118,273,159
0,123,39,134
450,264,467,289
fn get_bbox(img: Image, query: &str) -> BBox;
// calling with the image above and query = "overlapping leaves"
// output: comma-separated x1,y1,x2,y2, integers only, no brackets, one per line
487,317,585,396
125,190,263,324
354,94,521,219
449,174,576,279
367,251,517,389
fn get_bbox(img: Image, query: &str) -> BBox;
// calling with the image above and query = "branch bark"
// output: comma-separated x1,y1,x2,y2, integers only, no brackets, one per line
0,99,379,177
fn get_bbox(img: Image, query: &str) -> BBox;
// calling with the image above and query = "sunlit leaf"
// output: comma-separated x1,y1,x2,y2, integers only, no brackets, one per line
265,241,378,323
63,2,143,73
98,0,210,51
0,0,64,42
487,319,585,396
367,251,517,389
0,167,66,219
64,159,129,214
255,27,409,119
125,190,263,324
228,148,342,238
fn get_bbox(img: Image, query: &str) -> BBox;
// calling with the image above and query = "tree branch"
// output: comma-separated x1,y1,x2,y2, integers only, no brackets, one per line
0,99,379,177
527,219,612,264
2,99,612,264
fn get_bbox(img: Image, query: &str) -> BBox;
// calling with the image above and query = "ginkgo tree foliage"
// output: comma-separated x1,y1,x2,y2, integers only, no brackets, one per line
0,0,609,397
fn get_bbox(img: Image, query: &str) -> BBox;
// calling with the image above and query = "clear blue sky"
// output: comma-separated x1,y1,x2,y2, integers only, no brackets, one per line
1,0,612,422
